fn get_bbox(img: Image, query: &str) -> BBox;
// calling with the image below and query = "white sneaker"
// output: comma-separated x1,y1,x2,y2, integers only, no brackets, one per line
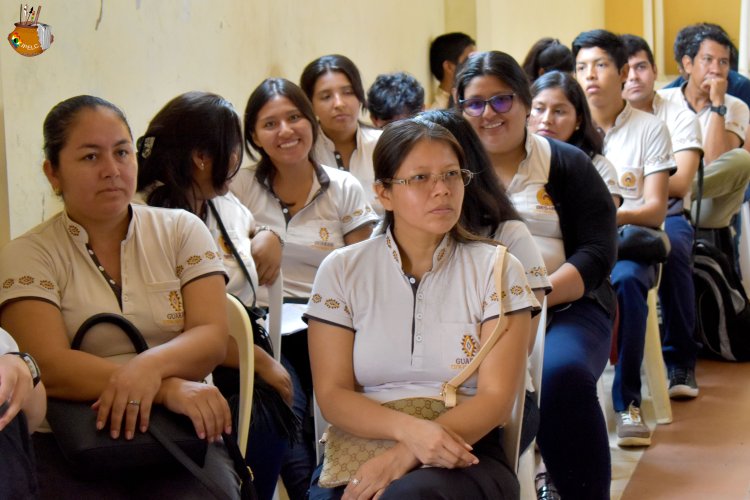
616,403,651,447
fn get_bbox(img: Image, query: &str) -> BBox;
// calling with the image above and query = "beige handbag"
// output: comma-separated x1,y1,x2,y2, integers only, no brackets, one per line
318,245,509,488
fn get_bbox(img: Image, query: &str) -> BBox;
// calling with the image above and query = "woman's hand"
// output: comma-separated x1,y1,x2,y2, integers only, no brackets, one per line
92,355,162,440
255,350,293,405
251,230,283,286
0,354,34,431
396,418,478,469
342,443,417,500
158,377,232,442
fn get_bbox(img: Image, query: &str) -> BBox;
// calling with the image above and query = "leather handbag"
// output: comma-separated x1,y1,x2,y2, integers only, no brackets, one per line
44,314,255,500
318,245,510,488
617,224,671,264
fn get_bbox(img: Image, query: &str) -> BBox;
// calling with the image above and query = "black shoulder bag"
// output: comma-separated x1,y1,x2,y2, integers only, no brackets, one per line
45,313,255,500
207,200,300,443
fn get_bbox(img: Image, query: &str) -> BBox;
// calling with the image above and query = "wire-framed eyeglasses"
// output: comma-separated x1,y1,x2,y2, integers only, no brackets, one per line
459,93,516,117
378,169,474,191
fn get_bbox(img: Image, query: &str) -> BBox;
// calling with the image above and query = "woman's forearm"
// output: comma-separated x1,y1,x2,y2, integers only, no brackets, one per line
546,263,585,307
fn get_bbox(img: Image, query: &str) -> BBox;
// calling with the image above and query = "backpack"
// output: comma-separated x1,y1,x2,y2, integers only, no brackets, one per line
693,238,750,361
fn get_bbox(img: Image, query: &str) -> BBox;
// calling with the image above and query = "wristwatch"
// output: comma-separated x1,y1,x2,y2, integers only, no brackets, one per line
7,352,41,387
710,104,727,116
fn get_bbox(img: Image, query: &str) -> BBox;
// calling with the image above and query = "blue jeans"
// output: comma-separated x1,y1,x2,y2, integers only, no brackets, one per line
660,214,698,371
611,259,657,412
536,298,613,500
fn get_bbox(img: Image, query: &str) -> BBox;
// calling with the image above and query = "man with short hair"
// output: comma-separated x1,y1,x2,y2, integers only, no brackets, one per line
621,33,703,401
428,32,476,109
658,24,750,231
366,72,425,128
573,29,675,448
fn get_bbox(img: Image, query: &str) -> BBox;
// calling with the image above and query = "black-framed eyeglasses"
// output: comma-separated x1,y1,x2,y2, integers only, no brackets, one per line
459,94,516,117
378,169,474,192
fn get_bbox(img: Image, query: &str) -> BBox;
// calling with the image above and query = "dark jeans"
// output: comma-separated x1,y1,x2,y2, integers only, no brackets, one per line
309,428,518,500
537,298,613,500
660,214,699,372
0,412,38,499
611,260,657,411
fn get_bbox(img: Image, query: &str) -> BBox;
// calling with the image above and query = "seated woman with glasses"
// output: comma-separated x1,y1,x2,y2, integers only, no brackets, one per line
455,51,617,499
306,119,538,499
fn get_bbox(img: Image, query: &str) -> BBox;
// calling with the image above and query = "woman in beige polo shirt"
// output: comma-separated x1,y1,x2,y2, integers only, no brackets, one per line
306,119,537,499
0,95,239,498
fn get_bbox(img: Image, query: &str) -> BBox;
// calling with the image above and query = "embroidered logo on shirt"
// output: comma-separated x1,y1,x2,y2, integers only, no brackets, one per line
218,235,232,257
535,188,556,212
313,227,334,249
166,291,185,322
620,171,637,188
452,333,480,370
3,278,14,288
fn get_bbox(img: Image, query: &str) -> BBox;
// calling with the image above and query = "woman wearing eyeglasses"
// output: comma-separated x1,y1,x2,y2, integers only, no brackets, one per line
307,118,538,500
456,51,617,500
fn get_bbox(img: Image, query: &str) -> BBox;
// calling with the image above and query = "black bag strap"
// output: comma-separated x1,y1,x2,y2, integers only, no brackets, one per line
207,200,265,320
692,156,704,256
72,313,148,353
71,313,255,500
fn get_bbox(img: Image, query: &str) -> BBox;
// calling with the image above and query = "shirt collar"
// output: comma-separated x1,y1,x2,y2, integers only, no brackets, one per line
318,123,363,153
256,161,331,196
383,226,454,276
62,205,135,244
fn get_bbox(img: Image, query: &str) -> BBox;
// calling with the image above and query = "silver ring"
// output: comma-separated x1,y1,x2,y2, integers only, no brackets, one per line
128,400,141,406
351,478,360,486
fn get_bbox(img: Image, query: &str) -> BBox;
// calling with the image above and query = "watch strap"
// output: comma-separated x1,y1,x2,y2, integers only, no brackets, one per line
7,351,41,387
710,105,727,116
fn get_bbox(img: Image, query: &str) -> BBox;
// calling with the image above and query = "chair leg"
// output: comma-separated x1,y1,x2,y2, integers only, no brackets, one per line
643,288,673,424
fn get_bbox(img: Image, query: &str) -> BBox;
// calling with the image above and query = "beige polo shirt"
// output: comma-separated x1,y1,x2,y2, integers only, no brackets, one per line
658,86,748,145
312,123,382,213
602,102,676,210
493,220,552,293
206,192,259,307
304,229,538,403
0,205,226,363
504,133,566,275
592,153,623,202
230,163,379,299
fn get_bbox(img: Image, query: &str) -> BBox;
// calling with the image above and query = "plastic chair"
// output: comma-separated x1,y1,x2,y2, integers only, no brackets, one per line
517,297,547,500
226,293,255,455
266,271,284,362
643,266,672,424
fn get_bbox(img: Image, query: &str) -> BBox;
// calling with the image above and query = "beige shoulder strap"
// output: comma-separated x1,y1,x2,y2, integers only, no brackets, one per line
441,244,508,408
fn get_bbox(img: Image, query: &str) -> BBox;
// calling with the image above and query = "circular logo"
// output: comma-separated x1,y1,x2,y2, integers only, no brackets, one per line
536,188,553,206
620,172,637,188
9,32,20,47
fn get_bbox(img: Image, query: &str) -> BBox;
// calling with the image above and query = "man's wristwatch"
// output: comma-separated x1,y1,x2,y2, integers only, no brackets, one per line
7,352,41,387
710,104,727,116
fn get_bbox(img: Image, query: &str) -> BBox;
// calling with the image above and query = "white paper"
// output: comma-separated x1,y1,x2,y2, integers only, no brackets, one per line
281,302,308,336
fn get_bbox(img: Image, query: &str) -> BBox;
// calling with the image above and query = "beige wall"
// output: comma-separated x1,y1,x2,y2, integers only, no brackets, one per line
475,0,604,63
0,0,609,243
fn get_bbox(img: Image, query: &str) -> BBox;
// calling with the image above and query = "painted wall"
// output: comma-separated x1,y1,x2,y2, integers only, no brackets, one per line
0,0,445,241
474,0,604,63
0,0,614,243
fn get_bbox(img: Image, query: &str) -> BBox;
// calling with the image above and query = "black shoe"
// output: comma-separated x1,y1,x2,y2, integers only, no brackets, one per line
668,367,699,399
535,472,561,500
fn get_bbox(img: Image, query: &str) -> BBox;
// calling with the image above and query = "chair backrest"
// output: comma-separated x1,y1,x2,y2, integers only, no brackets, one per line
528,296,548,401
226,293,255,455
501,352,528,471
313,393,328,465
265,271,283,361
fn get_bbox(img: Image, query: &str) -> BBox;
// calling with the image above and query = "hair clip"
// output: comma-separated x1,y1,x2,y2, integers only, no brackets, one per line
137,136,155,159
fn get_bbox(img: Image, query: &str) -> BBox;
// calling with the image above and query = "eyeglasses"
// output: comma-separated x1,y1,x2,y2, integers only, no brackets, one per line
459,94,516,117
379,169,474,191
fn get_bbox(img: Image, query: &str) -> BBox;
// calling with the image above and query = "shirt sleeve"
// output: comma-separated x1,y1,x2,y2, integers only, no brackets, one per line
173,210,227,285
304,250,354,331
668,108,703,153
592,154,623,199
493,221,551,292
487,250,540,320
0,235,61,309
336,171,380,234
0,328,19,353
725,98,749,144
644,120,676,177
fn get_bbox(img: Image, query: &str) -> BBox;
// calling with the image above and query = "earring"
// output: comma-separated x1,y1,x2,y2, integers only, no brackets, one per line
198,162,205,171
53,187,62,196
575,125,580,130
